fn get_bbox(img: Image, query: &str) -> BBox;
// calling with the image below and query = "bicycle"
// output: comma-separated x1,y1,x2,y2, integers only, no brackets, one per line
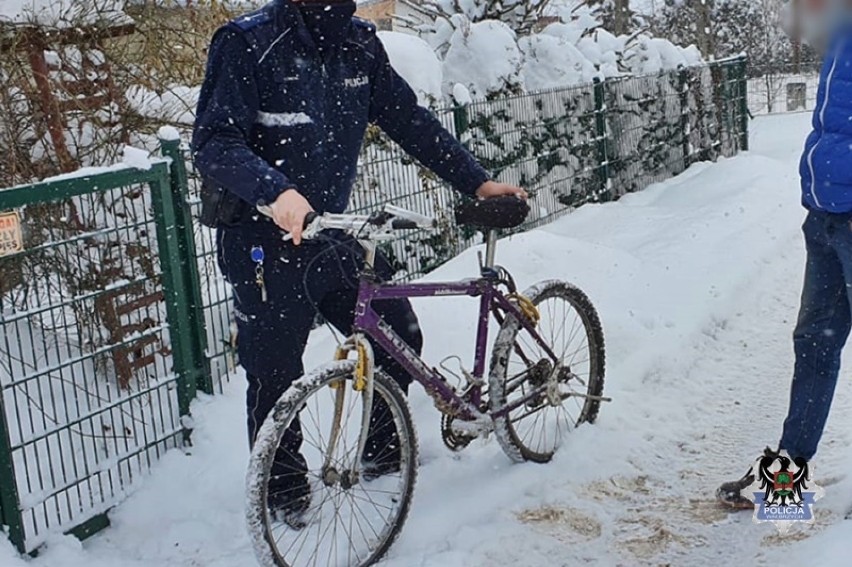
247,197,608,567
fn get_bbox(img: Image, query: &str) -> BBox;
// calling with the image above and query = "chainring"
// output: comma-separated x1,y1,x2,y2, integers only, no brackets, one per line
441,413,477,452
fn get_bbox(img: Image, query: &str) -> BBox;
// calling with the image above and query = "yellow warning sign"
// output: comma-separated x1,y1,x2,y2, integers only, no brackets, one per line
0,211,23,257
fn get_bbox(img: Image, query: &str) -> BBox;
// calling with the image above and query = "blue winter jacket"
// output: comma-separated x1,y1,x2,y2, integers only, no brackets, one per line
800,31,852,212
191,0,489,218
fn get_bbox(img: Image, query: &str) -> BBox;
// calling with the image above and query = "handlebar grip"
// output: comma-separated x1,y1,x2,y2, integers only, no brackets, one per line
303,211,318,229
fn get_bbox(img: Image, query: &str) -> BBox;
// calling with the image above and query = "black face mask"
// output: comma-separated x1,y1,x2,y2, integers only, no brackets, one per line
298,1,356,54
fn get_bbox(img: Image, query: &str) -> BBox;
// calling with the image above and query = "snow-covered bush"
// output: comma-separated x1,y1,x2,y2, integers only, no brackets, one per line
400,0,551,54
519,33,597,91
377,31,443,106
621,35,703,75
394,0,704,105
442,19,524,100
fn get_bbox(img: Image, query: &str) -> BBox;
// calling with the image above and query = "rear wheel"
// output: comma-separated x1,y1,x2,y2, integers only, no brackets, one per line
247,361,418,567
489,280,605,463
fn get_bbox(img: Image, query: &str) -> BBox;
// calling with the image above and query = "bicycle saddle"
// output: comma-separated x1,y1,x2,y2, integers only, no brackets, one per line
454,196,530,230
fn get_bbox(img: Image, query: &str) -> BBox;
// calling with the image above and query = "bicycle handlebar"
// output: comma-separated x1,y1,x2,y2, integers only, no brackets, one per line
255,204,437,242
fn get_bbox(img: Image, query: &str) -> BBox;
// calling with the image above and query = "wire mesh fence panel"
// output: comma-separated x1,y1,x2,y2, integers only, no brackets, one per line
747,62,822,116
606,70,686,197
0,164,193,552
466,84,603,231
350,109,474,278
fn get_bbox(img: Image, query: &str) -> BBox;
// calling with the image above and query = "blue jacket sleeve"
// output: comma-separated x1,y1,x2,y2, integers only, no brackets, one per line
368,41,490,197
191,27,293,206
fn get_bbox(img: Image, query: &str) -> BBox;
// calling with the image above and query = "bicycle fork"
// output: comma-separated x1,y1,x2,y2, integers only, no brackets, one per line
325,333,375,487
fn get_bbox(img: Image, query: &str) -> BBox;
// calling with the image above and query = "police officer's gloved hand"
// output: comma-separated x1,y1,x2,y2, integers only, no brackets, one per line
269,189,315,245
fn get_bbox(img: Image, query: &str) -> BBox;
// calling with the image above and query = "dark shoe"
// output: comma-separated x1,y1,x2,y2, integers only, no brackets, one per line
361,400,402,481
716,447,778,510
268,477,311,529
717,473,756,510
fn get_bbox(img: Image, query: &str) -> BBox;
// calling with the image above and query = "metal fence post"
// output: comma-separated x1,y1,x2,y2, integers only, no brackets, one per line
593,77,612,202
149,166,198,438
678,66,693,171
736,56,750,151
0,399,25,553
160,137,213,395
453,103,470,142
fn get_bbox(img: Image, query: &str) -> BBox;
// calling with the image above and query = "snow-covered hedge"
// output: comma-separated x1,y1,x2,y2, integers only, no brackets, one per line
388,0,704,104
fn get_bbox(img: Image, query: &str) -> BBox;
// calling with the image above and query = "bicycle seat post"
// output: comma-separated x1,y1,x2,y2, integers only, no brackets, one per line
484,229,498,269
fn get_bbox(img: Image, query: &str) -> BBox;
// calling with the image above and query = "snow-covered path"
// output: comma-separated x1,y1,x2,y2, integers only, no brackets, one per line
5,112,852,566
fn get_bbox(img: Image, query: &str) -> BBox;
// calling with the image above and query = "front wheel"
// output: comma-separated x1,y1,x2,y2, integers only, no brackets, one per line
247,361,418,567
489,280,606,463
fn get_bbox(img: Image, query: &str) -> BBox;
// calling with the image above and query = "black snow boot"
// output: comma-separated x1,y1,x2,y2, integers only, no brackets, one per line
716,447,779,510
361,396,402,481
268,474,311,530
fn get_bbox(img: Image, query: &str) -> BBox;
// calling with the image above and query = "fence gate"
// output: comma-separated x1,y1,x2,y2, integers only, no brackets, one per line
0,145,206,553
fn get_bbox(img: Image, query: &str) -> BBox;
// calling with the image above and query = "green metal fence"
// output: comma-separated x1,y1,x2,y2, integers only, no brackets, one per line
0,56,748,554
0,148,206,553
343,55,749,277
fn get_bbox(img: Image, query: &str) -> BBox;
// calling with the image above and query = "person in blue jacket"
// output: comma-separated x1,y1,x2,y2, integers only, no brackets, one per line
192,0,525,519
718,0,852,508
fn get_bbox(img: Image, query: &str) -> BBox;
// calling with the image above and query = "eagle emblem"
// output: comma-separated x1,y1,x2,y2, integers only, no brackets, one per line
745,450,824,534
756,453,809,507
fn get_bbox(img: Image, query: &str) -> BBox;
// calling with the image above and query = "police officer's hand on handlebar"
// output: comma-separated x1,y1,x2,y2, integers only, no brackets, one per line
475,181,528,200
268,189,315,245
270,181,527,246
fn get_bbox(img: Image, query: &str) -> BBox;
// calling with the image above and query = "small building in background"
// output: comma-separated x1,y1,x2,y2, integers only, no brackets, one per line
356,0,398,31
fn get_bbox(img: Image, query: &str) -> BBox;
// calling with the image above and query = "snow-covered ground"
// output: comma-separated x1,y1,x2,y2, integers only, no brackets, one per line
4,112,852,566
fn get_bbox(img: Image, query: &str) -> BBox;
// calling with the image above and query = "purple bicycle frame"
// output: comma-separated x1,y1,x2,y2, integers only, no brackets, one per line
352,275,559,422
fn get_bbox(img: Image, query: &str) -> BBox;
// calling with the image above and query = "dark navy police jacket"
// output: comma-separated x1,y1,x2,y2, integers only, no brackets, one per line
192,0,489,220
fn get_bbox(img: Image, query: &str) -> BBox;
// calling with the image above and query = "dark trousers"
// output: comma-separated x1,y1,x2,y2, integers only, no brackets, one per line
780,210,852,461
217,226,422,487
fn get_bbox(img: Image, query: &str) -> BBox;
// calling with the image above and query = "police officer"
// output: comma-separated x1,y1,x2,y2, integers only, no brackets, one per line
192,0,525,516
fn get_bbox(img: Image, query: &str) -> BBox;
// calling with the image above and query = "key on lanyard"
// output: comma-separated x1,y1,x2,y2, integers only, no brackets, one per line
251,245,268,303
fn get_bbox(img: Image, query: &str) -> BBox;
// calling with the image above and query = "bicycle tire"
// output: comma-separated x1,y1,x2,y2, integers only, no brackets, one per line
247,361,418,567
489,280,606,463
